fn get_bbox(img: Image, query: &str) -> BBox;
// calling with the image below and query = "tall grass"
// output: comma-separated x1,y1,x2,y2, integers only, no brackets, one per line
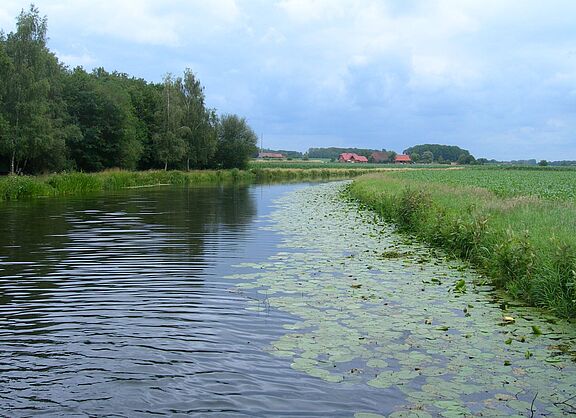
348,172,576,318
0,167,381,202
250,167,386,181
0,170,253,201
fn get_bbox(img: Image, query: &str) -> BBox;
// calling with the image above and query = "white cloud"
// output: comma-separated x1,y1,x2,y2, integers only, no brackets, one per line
277,0,345,23
7,0,244,47
409,54,481,89
45,0,181,46
260,27,286,44
55,49,97,69
2,0,576,158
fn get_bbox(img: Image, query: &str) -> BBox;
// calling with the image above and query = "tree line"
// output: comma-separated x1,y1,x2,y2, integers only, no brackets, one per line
403,144,476,164
307,147,392,160
0,6,257,175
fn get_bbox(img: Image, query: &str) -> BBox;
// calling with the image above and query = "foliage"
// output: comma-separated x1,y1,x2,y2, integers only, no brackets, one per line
0,5,69,174
248,160,444,170
176,70,218,169
307,147,389,160
250,167,382,181
260,149,304,159
214,114,258,169
349,169,576,317
421,150,433,164
0,168,380,201
0,7,254,174
404,144,474,163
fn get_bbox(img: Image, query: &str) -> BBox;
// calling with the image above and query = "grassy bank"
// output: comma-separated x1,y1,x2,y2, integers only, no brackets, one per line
0,167,392,201
348,171,576,318
250,167,391,182
0,170,251,201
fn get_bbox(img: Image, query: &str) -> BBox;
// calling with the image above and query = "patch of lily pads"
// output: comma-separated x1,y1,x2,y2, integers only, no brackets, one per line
227,182,576,417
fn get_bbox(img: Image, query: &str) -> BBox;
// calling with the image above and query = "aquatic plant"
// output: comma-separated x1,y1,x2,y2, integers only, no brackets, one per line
228,182,576,417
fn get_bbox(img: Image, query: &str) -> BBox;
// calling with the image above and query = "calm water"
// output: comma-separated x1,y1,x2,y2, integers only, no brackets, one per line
0,184,388,417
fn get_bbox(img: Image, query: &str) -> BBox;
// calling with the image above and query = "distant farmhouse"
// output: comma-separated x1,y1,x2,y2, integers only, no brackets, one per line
394,154,412,164
339,153,369,163
370,151,391,163
258,152,285,159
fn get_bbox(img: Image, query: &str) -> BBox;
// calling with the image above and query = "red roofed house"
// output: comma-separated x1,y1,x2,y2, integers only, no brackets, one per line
394,154,413,164
339,153,369,163
258,152,285,159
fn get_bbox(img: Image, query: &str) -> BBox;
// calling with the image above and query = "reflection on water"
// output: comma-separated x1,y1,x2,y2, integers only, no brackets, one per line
0,184,387,417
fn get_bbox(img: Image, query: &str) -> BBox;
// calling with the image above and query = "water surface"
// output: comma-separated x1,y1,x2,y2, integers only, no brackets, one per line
1,183,575,417
0,184,388,416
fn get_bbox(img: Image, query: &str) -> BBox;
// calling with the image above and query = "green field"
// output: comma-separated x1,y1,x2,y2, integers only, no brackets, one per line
382,167,576,201
349,168,576,318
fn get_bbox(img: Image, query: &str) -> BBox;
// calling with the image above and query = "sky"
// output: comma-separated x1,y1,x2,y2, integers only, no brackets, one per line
1,1,575,160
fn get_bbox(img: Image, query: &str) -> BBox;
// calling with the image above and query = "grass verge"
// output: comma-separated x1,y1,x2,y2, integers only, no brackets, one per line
0,169,250,201
0,167,388,201
348,173,576,318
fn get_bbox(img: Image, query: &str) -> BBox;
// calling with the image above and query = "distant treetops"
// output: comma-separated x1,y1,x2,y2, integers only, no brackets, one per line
303,145,476,165
403,144,476,165
0,5,257,175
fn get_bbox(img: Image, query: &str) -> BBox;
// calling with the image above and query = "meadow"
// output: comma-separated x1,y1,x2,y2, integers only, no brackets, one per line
349,168,576,318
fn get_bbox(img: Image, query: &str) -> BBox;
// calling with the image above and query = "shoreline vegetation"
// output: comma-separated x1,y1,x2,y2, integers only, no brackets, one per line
0,167,387,201
348,171,576,319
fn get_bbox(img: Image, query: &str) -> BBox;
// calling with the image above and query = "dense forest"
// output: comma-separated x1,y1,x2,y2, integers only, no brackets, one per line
403,144,475,164
0,6,257,175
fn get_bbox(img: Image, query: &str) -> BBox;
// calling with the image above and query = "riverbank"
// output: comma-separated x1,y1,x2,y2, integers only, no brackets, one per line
348,172,576,318
0,168,384,201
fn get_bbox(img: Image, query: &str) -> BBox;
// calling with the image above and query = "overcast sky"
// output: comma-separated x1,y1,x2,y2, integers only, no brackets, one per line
1,1,575,160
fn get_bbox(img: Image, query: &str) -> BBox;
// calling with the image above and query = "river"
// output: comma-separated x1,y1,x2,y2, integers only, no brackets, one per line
0,182,574,417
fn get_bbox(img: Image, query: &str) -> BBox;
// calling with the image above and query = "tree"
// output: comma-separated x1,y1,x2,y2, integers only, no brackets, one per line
421,151,434,164
404,144,474,163
63,67,144,171
538,160,548,166
214,114,258,169
457,153,476,165
153,131,186,170
176,69,217,170
308,147,381,160
0,5,68,174
410,152,421,163
0,39,12,171
155,73,186,170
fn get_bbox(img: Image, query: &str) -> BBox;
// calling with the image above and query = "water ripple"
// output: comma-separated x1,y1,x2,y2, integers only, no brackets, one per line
0,184,387,417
